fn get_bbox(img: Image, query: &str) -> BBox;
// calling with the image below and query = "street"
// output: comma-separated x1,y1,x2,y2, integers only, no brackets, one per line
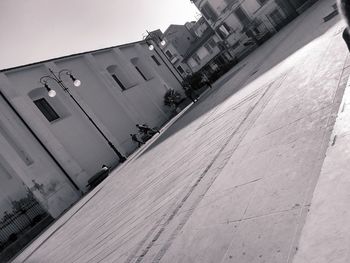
13,0,349,262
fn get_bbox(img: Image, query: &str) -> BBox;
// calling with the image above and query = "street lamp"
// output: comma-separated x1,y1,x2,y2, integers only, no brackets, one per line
145,31,184,84
39,68,127,163
147,34,166,51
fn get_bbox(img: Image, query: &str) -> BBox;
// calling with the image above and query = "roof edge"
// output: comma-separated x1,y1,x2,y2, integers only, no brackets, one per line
0,39,146,73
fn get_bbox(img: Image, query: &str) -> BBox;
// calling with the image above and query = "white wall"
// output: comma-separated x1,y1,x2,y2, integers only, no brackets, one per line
206,0,227,17
197,46,211,60
0,41,182,218
0,89,80,218
241,0,261,15
224,12,243,32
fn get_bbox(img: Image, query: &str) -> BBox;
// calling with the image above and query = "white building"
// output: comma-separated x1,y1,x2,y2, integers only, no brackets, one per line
0,40,183,219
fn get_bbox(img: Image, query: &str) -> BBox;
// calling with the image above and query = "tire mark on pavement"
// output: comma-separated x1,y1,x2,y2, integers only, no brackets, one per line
132,74,288,263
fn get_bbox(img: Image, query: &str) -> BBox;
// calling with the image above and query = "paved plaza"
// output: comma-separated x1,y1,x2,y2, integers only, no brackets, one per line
13,0,350,262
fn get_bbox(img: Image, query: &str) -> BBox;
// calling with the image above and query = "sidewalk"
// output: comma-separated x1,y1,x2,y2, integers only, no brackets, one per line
293,56,350,263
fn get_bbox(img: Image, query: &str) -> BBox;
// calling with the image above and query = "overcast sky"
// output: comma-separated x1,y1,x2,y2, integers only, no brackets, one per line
0,0,200,70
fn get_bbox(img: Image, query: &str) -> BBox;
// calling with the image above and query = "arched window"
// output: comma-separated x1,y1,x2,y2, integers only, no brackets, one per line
130,57,153,81
107,65,132,91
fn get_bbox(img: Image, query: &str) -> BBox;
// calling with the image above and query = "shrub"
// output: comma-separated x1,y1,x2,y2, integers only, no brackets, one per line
164,89,182,107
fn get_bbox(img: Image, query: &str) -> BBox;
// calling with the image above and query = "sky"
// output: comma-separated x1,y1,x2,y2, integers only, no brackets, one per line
0,0,200,70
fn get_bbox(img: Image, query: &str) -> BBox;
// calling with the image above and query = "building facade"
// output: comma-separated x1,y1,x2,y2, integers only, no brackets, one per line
157,18,229,76
162,24,197,76
183,17,227,74
191,0,314,59
145,29,189,81
0,41,183,220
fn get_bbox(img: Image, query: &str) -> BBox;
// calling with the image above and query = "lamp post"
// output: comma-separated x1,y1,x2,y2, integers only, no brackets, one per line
39,68,127,163
145,31,184,84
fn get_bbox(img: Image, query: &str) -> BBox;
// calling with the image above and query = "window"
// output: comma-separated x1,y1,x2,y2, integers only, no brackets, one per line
204,44,213,54
253,27,260,34
218,23,231,38
269,9,284,26
231,41,240,49
107,65,132,91
131,57,153,81
193,53,201,64
188,60,197,68
208,38,216,48
177,66,185,74
222,23,231,33
201,3,218,22
34,98,60,122
151,55,161,66
135,66,147,81
234,7,251,25
216,28,226,39
111,74,126,90
165,50,173,59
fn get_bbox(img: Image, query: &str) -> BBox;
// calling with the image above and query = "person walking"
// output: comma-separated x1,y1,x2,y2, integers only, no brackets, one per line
130,134,144,147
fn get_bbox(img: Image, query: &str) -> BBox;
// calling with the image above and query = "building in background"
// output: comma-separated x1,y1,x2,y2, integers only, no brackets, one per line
145,29,188,81
183,17,230,75
191,0,317,60
162,24,197,76
164,24,196,58
156,18,232,79
0,40,183,225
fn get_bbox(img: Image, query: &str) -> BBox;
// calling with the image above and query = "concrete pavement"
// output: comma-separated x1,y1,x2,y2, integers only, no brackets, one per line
292,37,350,263
13,0,349,262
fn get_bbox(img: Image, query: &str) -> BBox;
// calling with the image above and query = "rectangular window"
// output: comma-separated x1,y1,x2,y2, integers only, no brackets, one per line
269,9,284,26
151,55,161,66
218,23,231,38
193,53,201,64
135,66,148,81
165,50,173,59
201,3,218,22
223,23,231,33
208,38,216,48
34,98,60,122
177,66,185,74
216,28,226,39
234,7,251,25
204,43,213,54
231,41,240,49
111,74,126,90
